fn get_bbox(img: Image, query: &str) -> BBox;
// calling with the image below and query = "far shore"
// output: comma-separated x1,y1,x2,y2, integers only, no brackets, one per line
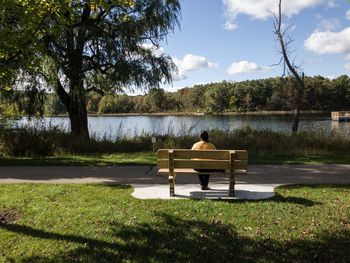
43,110,330,118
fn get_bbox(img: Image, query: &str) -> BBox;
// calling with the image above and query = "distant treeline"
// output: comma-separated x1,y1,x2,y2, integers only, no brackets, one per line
18,75,350,115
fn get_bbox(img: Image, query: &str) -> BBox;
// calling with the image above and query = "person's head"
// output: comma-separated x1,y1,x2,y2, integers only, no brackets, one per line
200,130,209,142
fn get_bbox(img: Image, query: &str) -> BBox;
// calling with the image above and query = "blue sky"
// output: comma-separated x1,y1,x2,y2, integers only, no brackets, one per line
148,0,350,93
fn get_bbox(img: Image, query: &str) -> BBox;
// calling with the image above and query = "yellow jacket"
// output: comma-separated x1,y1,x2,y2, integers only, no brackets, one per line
191,141,216,150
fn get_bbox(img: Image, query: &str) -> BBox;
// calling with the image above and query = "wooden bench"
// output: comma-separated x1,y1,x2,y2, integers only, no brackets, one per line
157,149,248,197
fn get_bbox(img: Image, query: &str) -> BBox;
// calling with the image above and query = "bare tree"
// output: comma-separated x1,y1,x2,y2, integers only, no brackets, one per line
273,0,305,132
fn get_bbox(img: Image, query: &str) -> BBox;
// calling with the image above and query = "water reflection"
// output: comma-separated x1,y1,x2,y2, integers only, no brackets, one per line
15,114,350,140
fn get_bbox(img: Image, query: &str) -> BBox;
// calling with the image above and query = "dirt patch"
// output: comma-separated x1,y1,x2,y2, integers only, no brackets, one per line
0,209,21,224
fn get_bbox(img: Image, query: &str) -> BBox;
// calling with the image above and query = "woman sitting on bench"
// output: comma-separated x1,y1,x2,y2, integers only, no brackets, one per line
191,130,216,190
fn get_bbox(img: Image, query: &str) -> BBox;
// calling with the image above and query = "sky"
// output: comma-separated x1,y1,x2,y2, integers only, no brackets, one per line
143,0,350,93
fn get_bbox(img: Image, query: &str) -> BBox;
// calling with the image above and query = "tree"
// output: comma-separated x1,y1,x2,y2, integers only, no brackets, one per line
0,89,21,128
86,93,102,113
331,75,350,110
273,0,305,132
0,0,55,127
1,0,181,138
43,93,66,115
148,87,166,112
204,86,230,113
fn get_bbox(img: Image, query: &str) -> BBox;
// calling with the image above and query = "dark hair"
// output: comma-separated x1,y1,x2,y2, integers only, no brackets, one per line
200,130,209,142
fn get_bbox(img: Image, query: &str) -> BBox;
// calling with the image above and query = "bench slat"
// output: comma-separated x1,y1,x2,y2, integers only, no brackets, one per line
157,159,229,169
231,150,248,160
174,150,229,160
158,168,247,174
157,149,248,160
157,149,229,159
157,159,248,170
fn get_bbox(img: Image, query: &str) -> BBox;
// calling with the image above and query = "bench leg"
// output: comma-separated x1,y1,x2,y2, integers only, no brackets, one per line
169,174,175,197
229,151,236,197
229,172,235,197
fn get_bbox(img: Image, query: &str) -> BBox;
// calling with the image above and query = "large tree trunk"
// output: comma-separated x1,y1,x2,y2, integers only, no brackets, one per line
55,75,89,139
68,80,89,139
68,99,89,138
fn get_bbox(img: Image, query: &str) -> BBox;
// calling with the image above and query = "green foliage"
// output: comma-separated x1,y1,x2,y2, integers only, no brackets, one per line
38,75,349,115
0,127,154,157
1,126,349,163
1,0,181,136
148,87,166,112
204,85,230,113
44,93,67,115
0,89,21,128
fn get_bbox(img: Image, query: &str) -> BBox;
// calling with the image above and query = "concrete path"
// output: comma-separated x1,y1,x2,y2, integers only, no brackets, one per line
0,164,349,200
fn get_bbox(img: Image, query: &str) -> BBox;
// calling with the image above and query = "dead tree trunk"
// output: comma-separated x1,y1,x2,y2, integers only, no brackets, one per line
273,0,305,133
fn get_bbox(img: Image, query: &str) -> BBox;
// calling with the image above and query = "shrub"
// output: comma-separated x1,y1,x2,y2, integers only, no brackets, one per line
0,126,349,157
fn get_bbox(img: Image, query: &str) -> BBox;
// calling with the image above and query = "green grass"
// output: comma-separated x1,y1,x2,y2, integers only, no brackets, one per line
0,184,349,262
0,152,349,166
249,153,350,164
0,152,157,166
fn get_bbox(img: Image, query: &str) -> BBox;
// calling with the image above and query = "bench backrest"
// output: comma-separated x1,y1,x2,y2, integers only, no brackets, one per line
156,149,248,171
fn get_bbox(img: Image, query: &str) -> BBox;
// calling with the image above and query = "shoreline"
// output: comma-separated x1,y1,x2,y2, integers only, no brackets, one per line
44,110,330,118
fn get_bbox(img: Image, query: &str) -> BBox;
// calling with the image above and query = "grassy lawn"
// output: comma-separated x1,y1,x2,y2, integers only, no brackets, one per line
0,152,156,166
0,184,349,262
249,153,350,165
0,152,349,166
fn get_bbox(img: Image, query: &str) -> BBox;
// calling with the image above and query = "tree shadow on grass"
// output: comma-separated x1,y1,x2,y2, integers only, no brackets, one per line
1,212,349,263
265,184,350,207
204,193,322,207
269,194,322,206
209,184,350,207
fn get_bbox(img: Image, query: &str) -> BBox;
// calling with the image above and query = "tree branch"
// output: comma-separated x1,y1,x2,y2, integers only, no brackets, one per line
55,78,70,110
86,86,105,96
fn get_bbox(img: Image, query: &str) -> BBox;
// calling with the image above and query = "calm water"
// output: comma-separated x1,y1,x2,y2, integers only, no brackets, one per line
16,114,350,139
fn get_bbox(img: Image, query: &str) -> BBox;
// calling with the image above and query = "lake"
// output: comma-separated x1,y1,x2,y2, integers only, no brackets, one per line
16,114,350,139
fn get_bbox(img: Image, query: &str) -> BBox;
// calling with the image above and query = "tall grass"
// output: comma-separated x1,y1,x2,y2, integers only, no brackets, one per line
0,126,349,158
0,127,153,157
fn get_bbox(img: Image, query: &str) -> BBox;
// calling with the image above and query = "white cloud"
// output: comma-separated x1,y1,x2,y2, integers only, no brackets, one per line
281,23,297,32
326,0,338,8
139,47,217,82
194,82,210,86
317,18,342,31
346,9,350,20
223,0,328,24
174,54,218,72
141,43,165,57
345,54,350,61
173,54,218,81
227,61,271,75
345,64,350,71
326,75,336,80
163,85,185,92
172,71,188,81
304,27,350,54
224,21,238,31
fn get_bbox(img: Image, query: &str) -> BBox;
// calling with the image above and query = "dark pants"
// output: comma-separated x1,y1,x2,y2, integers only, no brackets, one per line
198,173,210,187
195,169,213,187
195,169,225,187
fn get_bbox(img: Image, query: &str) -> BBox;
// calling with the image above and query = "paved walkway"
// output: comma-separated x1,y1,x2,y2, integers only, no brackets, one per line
0,164,349,200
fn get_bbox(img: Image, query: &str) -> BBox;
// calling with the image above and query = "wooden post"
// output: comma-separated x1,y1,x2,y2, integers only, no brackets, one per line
168,149,175,197
229,151,235,197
